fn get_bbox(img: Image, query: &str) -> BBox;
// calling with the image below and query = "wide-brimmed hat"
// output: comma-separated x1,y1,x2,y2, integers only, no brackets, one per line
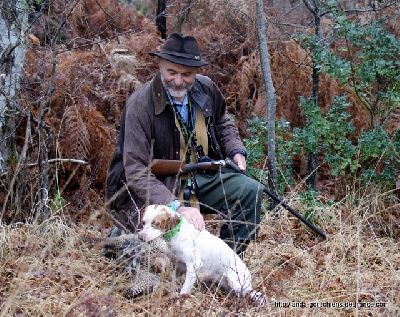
149,33,209,67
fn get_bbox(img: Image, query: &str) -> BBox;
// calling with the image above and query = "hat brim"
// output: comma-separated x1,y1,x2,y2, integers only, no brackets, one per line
149,52,209,67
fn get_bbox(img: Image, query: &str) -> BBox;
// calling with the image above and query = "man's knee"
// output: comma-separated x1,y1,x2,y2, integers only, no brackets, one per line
243,175,264,195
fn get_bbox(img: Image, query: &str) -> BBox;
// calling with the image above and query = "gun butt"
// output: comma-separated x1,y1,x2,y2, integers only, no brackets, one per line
151,159,185,176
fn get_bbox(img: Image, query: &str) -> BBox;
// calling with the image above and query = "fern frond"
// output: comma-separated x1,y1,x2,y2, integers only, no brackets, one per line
59,105,91,167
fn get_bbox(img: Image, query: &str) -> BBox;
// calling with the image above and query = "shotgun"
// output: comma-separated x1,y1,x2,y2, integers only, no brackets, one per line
150,158,327,240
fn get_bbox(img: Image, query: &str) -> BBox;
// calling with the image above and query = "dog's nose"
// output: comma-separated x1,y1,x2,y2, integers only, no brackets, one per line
138,231,145,241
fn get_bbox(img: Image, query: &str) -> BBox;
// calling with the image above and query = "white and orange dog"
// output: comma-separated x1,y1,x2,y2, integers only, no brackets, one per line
139,204,265,305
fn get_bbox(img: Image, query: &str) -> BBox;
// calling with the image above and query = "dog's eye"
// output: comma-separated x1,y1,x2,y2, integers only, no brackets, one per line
152,221,160,228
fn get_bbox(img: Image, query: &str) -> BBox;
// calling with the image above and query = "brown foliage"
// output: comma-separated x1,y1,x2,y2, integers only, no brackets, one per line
69,0,150,43
64,291,118,317
17,13,164,212
221,38,370,136
21,49,117,207
58,104,113,192
9,0,395,216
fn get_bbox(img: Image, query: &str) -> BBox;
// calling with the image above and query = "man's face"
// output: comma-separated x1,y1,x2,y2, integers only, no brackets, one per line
159,59,198,101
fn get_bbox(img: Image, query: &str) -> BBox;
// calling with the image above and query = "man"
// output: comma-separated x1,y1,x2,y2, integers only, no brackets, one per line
106,33,264,254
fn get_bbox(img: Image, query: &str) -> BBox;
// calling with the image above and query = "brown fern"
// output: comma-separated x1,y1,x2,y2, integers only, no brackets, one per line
59,105,91,168
83,105,114,188
69,0,148,43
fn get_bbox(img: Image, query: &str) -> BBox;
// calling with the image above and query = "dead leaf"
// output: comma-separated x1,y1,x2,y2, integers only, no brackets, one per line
27,34,40,46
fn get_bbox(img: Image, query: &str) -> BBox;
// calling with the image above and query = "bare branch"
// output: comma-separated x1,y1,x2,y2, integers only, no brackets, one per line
0,159,88,178
94,0,115,21
321,1,400,17
2,112,30,215
26,158,89,167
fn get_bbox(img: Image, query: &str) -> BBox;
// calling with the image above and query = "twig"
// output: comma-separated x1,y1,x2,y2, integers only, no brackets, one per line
25,158,88,167
321,2,399,17
2,113,31,217
0,159,88,178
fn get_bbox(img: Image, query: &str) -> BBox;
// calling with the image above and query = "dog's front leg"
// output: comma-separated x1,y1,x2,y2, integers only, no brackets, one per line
179,263,197,295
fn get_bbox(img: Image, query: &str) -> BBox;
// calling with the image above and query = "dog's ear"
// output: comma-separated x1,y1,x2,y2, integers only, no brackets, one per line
152,212,180,231
165,213,181,231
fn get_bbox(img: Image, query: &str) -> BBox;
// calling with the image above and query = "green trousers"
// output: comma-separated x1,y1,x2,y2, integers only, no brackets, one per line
195,168,264,244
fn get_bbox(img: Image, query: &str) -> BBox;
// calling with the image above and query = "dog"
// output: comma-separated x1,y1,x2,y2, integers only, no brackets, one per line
139,204,266,306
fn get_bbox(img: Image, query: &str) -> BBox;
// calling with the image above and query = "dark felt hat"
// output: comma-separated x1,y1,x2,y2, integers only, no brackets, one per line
149,33,209,67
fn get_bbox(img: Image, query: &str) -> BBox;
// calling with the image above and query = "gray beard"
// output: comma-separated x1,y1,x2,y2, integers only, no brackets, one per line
160,74,193,100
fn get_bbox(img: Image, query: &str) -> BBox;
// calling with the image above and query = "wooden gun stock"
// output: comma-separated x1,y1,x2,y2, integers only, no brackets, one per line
150,159,225,176
150,160,184,176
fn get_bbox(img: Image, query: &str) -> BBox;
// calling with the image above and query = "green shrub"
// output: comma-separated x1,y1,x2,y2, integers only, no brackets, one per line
244,116,295,194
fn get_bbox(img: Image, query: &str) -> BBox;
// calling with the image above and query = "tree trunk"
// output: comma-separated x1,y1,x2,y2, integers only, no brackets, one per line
255,0,279,211
303,0,321,190
157,0,167,39
0,1,28,173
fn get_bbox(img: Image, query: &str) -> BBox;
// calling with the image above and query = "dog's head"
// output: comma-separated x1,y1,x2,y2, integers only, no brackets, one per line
139,204,182,241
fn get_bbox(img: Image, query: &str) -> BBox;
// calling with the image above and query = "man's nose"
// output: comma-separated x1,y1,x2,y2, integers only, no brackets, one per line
174,74,183,86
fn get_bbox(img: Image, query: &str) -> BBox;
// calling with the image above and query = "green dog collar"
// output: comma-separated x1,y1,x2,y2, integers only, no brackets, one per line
164,216,184,240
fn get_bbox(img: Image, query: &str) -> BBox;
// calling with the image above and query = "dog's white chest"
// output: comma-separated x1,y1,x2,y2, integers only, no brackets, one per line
170,225,252,289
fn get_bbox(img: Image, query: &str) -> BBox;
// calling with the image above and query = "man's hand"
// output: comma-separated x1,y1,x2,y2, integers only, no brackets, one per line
233,153,246,171
177,206,205,231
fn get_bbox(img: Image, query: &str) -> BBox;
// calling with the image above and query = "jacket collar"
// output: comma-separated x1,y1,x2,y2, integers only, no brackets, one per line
151,72,212,117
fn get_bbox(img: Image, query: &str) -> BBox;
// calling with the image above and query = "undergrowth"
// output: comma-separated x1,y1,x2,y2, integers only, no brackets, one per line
0,187,398,316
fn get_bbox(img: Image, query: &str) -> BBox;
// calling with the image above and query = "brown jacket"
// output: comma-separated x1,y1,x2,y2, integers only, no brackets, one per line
106,72,245,210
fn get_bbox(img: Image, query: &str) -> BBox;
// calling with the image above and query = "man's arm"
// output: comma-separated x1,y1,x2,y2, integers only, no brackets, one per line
209,80,247,167
122,89,176,205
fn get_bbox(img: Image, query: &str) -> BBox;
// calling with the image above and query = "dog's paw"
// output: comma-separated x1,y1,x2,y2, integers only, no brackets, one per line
249,290,268,306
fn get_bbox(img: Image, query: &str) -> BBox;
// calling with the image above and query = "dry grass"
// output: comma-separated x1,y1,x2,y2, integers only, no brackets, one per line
1,188,399,317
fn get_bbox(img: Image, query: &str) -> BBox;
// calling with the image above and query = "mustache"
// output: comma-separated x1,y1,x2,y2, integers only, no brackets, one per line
163,80,191,91
160,73,193,92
